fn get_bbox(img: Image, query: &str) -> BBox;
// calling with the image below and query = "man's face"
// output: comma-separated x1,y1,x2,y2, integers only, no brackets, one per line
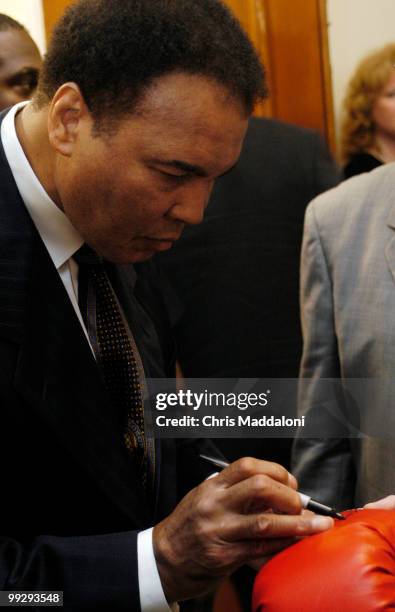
52,73,249,263
0,28,41,111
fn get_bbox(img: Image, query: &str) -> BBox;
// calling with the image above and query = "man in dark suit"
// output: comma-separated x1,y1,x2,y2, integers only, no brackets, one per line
0,1,334,609
158,117,340,465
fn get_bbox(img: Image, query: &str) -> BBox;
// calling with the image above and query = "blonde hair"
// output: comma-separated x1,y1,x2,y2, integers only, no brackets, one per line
341,43,395,163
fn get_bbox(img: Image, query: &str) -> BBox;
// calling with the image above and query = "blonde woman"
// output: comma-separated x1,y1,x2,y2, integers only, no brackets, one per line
341,43,395,178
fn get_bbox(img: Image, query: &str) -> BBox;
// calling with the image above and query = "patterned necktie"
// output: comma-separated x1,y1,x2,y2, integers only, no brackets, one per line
74,244,153,491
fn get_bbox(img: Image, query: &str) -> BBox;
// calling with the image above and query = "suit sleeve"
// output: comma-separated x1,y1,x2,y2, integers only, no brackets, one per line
0,530,140,610
291,202,356,510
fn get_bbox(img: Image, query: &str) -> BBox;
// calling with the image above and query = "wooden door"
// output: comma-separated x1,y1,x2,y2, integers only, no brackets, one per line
225,0,335,148
42,0,73,39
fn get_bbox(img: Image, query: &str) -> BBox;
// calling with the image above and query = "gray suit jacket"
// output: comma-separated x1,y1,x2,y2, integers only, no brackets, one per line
292,162,395,509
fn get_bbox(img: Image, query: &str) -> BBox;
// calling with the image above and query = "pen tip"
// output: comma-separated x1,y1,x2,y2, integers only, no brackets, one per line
335,512,345,520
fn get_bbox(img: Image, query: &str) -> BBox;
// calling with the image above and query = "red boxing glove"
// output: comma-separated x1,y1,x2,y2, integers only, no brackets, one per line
252,509,395,611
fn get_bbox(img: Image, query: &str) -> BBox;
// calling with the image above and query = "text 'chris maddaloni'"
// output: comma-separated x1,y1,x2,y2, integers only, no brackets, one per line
153,389,305,430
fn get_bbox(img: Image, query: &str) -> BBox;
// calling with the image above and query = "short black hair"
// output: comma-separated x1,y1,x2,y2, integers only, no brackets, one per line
0,14,26,32
35,0,266,126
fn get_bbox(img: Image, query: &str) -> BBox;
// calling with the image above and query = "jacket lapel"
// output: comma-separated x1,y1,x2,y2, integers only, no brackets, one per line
0,136,151,528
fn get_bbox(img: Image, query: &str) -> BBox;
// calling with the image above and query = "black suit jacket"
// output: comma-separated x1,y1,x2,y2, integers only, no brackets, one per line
0,113,215,610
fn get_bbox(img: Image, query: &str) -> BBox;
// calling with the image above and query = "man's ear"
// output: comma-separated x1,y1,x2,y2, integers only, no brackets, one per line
47,83,90,156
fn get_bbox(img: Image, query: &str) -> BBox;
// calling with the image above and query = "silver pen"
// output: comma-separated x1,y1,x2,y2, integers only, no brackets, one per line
199,453,344,520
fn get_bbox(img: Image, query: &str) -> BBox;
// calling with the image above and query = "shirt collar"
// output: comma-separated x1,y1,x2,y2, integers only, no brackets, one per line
0,101,83,269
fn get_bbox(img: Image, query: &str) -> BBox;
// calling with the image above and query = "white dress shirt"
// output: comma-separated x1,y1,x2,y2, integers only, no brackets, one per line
1,102,176,612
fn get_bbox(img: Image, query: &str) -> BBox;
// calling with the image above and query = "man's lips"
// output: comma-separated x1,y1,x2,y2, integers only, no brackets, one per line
142,236,180,251
146,236,179,242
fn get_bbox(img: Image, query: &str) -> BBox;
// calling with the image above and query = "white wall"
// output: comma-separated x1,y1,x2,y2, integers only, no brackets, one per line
0,0,46,55
327,0,395,146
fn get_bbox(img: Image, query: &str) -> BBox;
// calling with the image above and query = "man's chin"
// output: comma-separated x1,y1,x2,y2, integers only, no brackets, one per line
96,246,156,265
130,250,156,263
110,250,156,264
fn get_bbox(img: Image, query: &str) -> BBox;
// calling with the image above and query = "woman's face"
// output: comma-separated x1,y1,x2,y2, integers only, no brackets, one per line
372,71,395,139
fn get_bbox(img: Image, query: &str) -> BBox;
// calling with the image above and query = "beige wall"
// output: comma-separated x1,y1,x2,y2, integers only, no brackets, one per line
328,0,395,147
0,0,46,54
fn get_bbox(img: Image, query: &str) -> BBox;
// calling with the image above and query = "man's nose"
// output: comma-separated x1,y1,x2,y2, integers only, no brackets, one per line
168,180,214,226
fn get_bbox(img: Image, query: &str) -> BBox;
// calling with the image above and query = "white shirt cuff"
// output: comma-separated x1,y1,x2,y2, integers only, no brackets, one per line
138,527,179,612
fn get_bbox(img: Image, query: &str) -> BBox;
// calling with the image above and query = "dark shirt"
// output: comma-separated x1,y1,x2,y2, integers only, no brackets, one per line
343,152,383,179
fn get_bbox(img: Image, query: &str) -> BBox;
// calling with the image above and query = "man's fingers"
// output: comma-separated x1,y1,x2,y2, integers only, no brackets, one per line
247,540,296,570
221,511,334,543
223,473,302,515
211,513,333,569
225,537,297,568
364,495,395,510
216,457,297,489
248,537,296,559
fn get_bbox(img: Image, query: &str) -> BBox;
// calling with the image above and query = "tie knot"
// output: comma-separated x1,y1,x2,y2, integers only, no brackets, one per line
73,244,103,266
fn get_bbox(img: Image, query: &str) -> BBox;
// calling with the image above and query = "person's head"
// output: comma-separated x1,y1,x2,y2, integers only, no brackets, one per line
0,14,41,111
341,43,395,163
26,0,266,263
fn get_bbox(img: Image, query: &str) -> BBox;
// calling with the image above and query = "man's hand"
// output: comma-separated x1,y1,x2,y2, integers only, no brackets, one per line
153,457,333,603
364,495,395,510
